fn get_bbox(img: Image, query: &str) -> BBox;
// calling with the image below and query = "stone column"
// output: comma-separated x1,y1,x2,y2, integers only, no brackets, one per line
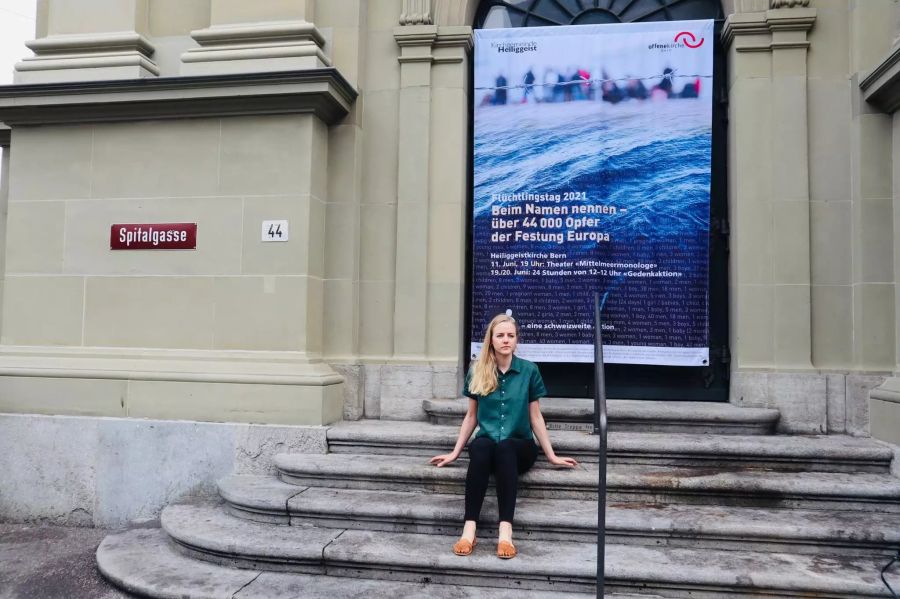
372,3,471,420
858,0,900,448
393,21,437,359
428,28,472,360
768,8,814,369
393,2,473,362
0,131,8,326
14,0,158,83
848,0,896,374
180,0,329,75
723,1,819,432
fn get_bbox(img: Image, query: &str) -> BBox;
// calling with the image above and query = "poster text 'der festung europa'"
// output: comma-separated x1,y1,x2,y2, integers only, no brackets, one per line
472,21,714,366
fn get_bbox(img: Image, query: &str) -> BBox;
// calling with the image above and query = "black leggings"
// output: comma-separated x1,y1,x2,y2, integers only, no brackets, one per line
464,436,539,524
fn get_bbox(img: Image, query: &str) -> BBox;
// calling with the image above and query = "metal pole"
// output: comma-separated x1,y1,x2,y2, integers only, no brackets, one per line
593,292,607,599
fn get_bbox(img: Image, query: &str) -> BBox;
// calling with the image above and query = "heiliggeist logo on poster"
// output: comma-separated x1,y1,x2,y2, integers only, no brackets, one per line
491,41,538,54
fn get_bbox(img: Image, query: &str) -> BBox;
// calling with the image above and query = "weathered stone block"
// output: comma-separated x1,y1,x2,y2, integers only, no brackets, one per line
333,363,364,421
233,424,328,475
846,374,884,436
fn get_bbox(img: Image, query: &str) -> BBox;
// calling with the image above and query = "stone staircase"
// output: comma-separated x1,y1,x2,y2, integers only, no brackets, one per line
97,399,900,598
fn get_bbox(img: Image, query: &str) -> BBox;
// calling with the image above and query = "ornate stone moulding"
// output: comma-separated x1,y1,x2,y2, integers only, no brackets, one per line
400,0,434,25
181,20,330,75
770,0,809,7
0,346,343,387
722,6,816,51
0,69,357,127
15,31,160,83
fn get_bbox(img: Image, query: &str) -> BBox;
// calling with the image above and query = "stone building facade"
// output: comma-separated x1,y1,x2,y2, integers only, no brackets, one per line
0,0,899,525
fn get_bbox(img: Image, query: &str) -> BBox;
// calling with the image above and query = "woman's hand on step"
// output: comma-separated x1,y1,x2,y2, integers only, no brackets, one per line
429,452,459,467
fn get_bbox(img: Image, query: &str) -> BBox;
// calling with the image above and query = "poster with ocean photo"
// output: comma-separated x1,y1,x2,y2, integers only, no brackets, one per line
471,20,714,366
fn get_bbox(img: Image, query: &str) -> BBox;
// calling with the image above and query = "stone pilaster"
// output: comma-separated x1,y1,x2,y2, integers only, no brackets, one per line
14,0,158,83
860,6,900,443
392,12,472,361
723,4,819,432
428,28,472,359
180,0,329,76
769,8,815,369
393,25,437,359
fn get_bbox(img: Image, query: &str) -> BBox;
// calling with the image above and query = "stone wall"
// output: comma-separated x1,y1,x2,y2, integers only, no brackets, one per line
0,413,327,527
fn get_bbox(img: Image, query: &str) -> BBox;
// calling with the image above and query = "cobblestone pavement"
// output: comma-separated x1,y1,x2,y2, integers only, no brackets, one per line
0,522,136,599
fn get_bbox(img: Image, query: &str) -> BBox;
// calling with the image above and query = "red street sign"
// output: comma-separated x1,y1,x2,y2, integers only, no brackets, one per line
110,223,197,250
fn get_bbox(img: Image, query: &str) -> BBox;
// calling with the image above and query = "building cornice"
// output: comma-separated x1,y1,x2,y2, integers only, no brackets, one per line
860,44,900,114
0,69,357,127
722,7,816,51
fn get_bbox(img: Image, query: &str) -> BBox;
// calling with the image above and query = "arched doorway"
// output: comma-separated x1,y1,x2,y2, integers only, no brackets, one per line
466,0,730,401
476,0,724,28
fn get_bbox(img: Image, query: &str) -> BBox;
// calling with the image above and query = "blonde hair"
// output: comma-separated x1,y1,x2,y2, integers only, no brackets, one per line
469,314,518,396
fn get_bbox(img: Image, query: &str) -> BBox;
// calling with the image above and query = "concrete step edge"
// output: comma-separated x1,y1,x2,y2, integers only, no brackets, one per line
423,399,780,429
146,507,892,597
326,423,893,472
217,475,900,556
272,454,900,511
96,527,598,599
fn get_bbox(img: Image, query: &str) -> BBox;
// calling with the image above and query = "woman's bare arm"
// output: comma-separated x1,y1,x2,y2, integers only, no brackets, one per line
429,399,478,467
530,400,578,468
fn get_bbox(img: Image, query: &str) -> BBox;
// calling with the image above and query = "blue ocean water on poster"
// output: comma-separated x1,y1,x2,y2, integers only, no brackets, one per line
472,21,713,365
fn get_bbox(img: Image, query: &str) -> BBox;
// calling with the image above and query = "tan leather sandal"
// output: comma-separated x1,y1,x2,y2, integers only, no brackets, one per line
453,537,477,556
497,540,517,559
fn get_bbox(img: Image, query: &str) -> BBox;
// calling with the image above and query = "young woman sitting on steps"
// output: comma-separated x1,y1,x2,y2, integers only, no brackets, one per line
429,313,578,559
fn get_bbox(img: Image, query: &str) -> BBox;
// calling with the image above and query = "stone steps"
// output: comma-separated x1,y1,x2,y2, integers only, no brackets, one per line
96,401,900,598
327,420,894,472
218,475,900,557
102,506,895,597
274,453,900,512
423,398,780,435
96,527,601,599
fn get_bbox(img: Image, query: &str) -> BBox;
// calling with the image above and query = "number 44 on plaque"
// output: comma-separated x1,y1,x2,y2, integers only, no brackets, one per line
262,220,289,242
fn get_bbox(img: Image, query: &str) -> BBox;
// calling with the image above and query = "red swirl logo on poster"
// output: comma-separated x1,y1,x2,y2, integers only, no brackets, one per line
648,31,705,51
674,31,704,48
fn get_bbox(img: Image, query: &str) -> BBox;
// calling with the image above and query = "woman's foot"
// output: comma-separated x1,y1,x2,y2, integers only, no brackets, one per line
453,520,478,556
453,536,476,556
497,520,516,559
496,539,517,559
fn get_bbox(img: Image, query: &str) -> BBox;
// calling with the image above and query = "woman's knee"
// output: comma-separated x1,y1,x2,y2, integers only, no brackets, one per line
494,439,520,466
468,437,495,465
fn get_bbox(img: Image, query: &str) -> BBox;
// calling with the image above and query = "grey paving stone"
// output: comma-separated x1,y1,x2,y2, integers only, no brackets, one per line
0,522,131,599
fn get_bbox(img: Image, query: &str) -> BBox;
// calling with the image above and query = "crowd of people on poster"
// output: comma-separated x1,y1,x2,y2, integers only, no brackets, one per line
485,65,701,107
472,21,715,366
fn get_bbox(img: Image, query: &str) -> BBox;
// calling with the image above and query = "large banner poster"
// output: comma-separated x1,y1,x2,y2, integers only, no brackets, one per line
472,20,714,366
